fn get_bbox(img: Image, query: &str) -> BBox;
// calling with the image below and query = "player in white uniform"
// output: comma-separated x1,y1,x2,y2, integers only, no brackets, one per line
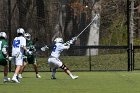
48,37,78,79
11,28,32,83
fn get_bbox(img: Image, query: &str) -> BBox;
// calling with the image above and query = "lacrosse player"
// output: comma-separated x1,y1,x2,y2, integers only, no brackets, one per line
18,33,41,78
48,37,78,79
0,32,11,83
11,28,32,83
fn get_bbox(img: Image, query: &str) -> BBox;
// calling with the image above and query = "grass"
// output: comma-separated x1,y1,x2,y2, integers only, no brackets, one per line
1,72,140,93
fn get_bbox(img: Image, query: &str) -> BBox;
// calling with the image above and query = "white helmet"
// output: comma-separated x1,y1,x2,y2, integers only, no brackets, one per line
24,33,31,40
54,37,63,43
0,32,7,39
17,28,25,35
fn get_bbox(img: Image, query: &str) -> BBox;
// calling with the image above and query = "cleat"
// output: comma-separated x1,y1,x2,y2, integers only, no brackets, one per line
36,74,41,78
72,75,78,79
18,74,23,79
3,77,11,83
11,77,20,83
51,77,56,80
51,75,56,79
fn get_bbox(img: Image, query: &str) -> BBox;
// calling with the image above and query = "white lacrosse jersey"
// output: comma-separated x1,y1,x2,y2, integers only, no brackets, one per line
51,43,70,58
12,36,26,56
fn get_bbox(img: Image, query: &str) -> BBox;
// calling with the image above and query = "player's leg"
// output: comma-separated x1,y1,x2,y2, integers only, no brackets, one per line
49,58,78,79
48,58,58,79
0,59,10,82
51,67,57,79
12,56,23,83
12,65,21,83
3,65,11,82
32,63,41,78
60,64,78,79
19,61,27,78
28,56,41,78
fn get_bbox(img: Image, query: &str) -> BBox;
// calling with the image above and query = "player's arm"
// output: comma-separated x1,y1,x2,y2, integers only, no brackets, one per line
63,44,70,49
21,38,32,54
2,45,9,58
2,45,12,61
21,45,32,55
21,45,28,51
63,37,77,49
64,37,77,46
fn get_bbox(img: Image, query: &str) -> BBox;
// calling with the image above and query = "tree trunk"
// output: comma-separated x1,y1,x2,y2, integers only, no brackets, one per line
86,0,101,55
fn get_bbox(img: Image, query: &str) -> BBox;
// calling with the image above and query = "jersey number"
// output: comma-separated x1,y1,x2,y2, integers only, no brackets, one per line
52,45,56,52
13,40,20,48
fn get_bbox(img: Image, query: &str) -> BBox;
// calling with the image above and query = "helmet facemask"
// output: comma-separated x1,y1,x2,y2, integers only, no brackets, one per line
0,32,7,39
24,33,31,40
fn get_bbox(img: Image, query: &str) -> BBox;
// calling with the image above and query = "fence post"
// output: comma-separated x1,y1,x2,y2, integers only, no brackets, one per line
8,0,12,72
130,0,135,71
89,48,92,71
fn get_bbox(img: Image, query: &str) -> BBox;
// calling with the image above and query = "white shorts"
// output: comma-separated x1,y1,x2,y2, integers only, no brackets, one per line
48,57,62,69
12,55,24,66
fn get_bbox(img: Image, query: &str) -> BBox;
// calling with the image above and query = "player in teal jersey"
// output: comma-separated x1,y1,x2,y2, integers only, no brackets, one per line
19,33,41,78
0,32,11,82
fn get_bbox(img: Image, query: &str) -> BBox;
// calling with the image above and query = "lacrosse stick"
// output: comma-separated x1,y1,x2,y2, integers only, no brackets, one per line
76,14,99,38
66,14,99,45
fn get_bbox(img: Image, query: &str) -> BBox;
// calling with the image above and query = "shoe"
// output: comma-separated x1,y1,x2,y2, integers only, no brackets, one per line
51,77,56,79
36,74,41,78
51,75,56,79
18,74,23,79
11,77,20,83
3,77,11,83
72,75,78,79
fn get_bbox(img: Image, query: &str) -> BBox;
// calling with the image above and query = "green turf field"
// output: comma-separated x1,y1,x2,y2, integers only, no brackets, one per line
0,72,140,93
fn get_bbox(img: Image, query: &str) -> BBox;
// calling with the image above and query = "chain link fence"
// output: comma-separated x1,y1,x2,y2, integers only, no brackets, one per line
5,46,128,72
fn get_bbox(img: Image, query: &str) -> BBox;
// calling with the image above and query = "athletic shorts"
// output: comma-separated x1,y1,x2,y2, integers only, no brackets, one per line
0,58,8,66
12,54,24,66
24,55,36,64
48,57,62,69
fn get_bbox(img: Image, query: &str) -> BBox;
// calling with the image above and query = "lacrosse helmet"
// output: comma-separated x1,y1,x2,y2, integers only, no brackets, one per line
54,37,63,43
24,33,31,40
0,32,7,39
17,28,25,35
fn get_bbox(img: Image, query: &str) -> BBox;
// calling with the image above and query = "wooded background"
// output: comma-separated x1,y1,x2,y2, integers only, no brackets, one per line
0,0,140,50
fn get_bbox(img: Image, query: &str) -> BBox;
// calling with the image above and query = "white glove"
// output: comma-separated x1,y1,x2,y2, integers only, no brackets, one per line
41,45,49,51
8,57,13,61
28,51,32,55
72,36,77,41
69,40,74,44
41,47,45,51
27,49,32,55
69,37,77,44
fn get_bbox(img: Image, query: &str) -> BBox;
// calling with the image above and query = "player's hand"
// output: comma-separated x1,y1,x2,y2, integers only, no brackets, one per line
41,47,45,51
28,51,32,55
65,41,71,45
41,45,49,51
8,57,13,61
72,37,77,41
27,49,32,55
69,37,77,44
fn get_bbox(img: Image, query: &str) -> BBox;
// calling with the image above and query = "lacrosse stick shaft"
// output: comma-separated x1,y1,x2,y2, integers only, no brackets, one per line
76,14,98,38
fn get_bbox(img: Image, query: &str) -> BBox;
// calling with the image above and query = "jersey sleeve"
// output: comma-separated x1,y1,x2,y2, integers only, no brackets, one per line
62,44,70,49
21,37,26,47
